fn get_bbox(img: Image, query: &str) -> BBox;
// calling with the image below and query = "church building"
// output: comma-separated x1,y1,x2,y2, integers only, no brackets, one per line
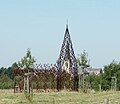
57,24,78,91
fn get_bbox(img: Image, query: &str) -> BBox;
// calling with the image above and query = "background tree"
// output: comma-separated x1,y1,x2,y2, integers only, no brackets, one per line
85,60,120,91
77,50,90,92
86,74,101,91
77,50,90,69
101,60,120,90
0,66,16,89
5,62,18,80
18,48,36,70
0,74,13,89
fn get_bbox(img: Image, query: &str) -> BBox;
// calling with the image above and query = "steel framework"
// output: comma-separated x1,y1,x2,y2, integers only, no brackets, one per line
57,25,78,91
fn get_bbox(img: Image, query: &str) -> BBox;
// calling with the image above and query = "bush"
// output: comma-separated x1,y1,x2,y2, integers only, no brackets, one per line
0,74,13,89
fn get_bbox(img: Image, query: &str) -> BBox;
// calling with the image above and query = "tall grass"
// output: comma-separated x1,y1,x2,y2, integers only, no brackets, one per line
0,90,120,104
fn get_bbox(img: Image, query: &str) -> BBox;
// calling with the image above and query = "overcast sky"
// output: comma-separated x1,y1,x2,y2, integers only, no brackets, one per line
0,0,120,68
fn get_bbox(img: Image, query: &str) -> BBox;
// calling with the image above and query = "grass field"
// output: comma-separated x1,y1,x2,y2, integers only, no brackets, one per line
0,90,120,104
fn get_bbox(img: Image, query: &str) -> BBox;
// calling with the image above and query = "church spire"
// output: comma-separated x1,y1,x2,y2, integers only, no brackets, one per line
66,19,68,29
57,24,78,75
57,24,78,91
65,21,70,36
66,24,68,30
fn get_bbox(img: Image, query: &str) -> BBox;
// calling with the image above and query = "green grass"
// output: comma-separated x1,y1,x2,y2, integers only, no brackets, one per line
0,90,120,104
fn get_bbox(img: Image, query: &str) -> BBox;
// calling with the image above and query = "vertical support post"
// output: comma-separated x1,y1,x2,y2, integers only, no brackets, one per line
111,76,117,91
104,98,109,104
24,72,33,101
27,74,29,94
73,74,79,91
53,98,55,104
115,77,117,91
79,74,80,91
83,74,84,90
24,74,27,93
99,84,101,92
57,72,62,91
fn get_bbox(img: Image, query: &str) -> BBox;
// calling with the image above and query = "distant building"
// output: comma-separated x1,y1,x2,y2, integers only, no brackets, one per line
78,67,102,75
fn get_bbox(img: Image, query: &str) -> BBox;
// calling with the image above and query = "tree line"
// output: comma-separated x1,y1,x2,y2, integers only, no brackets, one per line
0,49,120,91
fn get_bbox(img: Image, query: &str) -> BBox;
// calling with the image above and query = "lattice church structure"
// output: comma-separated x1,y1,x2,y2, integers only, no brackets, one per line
57,24,78,91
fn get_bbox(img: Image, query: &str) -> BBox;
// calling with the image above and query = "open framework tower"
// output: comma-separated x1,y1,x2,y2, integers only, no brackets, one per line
57,24,78,91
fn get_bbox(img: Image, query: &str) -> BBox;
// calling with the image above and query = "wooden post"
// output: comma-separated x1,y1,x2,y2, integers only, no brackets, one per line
83,74,84,90
24,72,33,101
99,84,101,92
111,76,117,91
24,74,27,93
53,98,55,104
104,98,109,104
115,77,117,91
79,74,81,92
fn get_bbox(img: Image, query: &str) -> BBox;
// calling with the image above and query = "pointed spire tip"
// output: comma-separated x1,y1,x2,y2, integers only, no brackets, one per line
66,19,68,29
